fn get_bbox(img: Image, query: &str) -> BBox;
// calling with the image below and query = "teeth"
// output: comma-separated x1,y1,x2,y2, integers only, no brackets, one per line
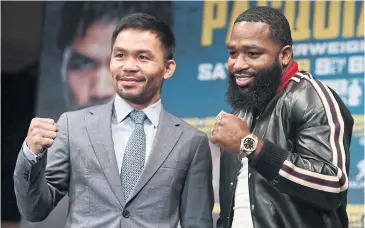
236,77,250,82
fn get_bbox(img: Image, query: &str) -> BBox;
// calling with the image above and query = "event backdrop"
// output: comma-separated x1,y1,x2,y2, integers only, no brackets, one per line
29,1,363,228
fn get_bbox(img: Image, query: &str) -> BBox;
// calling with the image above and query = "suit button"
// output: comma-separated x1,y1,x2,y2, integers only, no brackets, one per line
24,170,30,180
123,210,130,218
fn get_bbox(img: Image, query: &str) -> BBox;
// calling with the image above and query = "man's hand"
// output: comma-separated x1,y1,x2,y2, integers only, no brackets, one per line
25,118,59,154
209,112,250,154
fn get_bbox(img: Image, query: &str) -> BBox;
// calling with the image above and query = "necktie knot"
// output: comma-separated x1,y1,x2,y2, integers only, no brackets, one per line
130,110,146,125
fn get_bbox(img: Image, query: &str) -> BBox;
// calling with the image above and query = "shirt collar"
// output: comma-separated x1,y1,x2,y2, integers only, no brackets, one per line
114,94,162,127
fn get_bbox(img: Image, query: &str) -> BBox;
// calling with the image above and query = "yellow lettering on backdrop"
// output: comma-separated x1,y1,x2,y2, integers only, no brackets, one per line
357,3,364,37
256,1,268,7
201,1,228,47
343,1,356,38
296,59,311,72
285,1,311,41
271,1,283,9
313,1,341,39
225,1,249,44
202,0,362,47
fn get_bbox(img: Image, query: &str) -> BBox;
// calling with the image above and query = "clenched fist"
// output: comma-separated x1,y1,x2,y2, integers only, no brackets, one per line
25,118,59,154
209,113,249,154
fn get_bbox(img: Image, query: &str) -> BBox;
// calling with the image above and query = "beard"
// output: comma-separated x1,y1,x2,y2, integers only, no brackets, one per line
226,58,283,114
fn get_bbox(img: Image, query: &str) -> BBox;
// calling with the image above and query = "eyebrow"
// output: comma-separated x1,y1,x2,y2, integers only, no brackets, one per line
70,50,95,62
112,47,124,53
227,44,265,52
112,47,154,56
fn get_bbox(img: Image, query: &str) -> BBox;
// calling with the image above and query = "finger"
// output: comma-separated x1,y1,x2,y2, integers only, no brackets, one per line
54,123,59,132
214,124,221,135
41,137,54,148
211,128,216,136
39,118,56,125
31,121,58,132
223,113,237,122
238,116,246,122
39,123,58,132
220,113,226,119
214,118,221,128
41,129,58,139
31,128,57,139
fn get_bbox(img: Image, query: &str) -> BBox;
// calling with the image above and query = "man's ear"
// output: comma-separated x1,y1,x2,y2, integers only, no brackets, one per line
279,45,293,68
163,59,176,80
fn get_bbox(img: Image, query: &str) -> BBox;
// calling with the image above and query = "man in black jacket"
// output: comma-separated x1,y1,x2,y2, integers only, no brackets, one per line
210,6,353,228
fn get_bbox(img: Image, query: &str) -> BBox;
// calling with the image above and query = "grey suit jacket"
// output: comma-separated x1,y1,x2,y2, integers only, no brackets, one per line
14,101,214,228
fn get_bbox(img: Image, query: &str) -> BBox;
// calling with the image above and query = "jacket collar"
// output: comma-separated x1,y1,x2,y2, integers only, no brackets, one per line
277,61,299,93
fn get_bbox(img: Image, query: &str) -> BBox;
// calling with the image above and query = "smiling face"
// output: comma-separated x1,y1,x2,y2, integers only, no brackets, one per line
109,28,176,109
226,21,292,112
227,21,280,87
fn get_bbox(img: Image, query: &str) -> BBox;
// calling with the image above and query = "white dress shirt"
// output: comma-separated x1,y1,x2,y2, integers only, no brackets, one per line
112,94,161,173
23,94,162,174
231,157,254,228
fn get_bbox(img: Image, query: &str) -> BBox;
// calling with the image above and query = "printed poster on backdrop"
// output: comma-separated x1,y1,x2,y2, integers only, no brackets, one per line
33,1,363,228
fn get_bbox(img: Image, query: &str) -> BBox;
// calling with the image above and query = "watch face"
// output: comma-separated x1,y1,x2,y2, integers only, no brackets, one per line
243,137,255,151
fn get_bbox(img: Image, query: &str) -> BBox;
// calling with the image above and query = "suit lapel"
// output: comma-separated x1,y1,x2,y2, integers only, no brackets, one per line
127,109,183,202
85,101,125,208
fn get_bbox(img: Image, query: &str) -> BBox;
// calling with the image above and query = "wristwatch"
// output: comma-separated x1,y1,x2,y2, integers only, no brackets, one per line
239,134,258,158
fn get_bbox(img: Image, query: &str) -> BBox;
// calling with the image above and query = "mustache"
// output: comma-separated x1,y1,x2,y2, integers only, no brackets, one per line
116,73,144,81
230,70,257,77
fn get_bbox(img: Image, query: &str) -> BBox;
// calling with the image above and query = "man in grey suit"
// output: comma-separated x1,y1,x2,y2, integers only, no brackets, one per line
14,13,214,228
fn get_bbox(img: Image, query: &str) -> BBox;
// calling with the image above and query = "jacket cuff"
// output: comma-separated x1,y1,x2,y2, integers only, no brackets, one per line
249,139,288,181
18,148,47,182
22,141,47,164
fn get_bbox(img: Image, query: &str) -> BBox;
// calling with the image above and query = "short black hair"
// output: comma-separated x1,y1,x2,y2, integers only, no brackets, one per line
235,6,292,48
111,13,175,60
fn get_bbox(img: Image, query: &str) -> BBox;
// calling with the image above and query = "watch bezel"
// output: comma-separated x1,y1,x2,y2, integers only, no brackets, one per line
239,134,258,157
